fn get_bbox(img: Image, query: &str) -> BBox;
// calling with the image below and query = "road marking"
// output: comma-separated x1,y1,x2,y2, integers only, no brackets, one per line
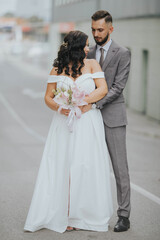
22,88,45,99
111,173,160,205
130,182,160,205
1,92,160,206
0,93,46,143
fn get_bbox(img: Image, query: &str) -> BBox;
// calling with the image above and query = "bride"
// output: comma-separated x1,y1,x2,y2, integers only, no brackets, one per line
24,30,113,233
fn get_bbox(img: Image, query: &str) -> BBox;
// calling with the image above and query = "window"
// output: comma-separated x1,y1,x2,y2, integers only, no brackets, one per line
142,50,149,114
55,0,85,7
124,47,131,106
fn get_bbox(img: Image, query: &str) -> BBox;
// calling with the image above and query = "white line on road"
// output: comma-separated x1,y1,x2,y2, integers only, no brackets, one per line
0,93,46,143
1,92,160,206
111,173,160,205
130,182,160,205
22,88,45,99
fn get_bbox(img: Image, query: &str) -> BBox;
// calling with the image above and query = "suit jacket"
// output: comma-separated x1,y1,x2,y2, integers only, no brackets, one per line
87,40,131,128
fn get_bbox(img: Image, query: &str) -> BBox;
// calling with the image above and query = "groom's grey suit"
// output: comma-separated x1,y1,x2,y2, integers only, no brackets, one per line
87,40,131,218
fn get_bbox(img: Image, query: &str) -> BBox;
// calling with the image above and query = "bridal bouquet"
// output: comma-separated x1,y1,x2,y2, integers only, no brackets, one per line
52,83,87,132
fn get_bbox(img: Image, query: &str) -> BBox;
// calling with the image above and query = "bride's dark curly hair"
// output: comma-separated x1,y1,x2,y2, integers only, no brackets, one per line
53,31,88,78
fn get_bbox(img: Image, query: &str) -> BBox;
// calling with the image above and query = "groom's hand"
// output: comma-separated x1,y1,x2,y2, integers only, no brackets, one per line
81,104,92,113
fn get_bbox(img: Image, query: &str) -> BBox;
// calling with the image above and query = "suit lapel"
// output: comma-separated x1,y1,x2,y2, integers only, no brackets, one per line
88,41,120,71
101,40,119,71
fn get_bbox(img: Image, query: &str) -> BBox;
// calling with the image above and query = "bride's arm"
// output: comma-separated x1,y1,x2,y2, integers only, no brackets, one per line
44,68,70,116
45,82,71,116
44,82,59,111
84,59,108,104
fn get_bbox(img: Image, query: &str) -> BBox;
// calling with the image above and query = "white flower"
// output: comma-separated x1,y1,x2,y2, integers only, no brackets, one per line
56,93,62,99
64,91,69,98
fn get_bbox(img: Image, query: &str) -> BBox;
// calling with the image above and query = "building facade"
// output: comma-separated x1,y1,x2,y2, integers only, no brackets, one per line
49,0,160,121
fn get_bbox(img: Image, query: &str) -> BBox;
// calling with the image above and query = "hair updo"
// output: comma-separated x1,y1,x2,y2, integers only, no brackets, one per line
53,30,88,79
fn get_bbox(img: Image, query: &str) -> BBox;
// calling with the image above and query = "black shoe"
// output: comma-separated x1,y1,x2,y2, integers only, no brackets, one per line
114,216,130,232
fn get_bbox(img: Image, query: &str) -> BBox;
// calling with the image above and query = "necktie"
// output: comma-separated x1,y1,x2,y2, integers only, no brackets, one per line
99,48,104,67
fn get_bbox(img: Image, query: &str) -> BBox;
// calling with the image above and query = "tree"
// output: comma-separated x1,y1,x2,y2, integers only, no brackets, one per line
28,16,43,23
3,12,15,18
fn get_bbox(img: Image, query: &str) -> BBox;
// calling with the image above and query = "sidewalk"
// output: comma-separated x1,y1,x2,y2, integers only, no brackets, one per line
127,108,160,139
3,53,160,139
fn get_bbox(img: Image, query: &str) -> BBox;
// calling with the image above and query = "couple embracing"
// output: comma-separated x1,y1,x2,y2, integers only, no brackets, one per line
24,10,131,233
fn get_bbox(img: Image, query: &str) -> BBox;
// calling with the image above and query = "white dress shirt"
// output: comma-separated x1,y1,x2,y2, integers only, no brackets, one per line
96,39,112,63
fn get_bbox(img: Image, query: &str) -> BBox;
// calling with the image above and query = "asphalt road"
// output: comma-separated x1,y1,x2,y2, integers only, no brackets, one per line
0,55,160,240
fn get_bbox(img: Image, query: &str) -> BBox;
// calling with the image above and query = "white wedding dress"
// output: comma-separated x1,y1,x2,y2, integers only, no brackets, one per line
24,72,113,233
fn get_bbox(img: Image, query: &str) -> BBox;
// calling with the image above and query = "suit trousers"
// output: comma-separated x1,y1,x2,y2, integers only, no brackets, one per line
104,124,131,218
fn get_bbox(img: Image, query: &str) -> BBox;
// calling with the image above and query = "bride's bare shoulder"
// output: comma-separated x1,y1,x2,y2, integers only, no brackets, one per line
84,58,99,69
84,58,99,66
84,59,101,72
84,58,96,63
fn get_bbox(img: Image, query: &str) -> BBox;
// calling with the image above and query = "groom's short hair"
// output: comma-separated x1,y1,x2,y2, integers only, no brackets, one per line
91,10,112,23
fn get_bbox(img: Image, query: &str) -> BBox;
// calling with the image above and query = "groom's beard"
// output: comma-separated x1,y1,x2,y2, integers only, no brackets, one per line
94,33,109,46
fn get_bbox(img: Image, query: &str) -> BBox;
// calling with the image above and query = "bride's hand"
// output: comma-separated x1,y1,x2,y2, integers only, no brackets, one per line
60,108,70,116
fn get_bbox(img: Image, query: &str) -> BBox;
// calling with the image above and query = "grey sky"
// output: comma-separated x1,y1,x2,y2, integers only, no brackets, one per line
16,0,51,21
0,0,17,16
0,0,51,21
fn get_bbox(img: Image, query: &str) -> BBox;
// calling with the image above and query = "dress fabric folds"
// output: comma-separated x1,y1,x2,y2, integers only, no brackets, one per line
24,72,113,233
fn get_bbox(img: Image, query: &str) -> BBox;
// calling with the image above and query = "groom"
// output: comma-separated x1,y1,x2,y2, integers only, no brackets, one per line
87,10,131,232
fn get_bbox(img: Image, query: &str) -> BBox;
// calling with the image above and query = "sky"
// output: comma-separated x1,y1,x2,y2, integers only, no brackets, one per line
0,0,17,16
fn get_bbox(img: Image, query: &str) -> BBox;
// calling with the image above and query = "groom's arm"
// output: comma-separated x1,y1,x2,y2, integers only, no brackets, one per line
96,50,131,109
